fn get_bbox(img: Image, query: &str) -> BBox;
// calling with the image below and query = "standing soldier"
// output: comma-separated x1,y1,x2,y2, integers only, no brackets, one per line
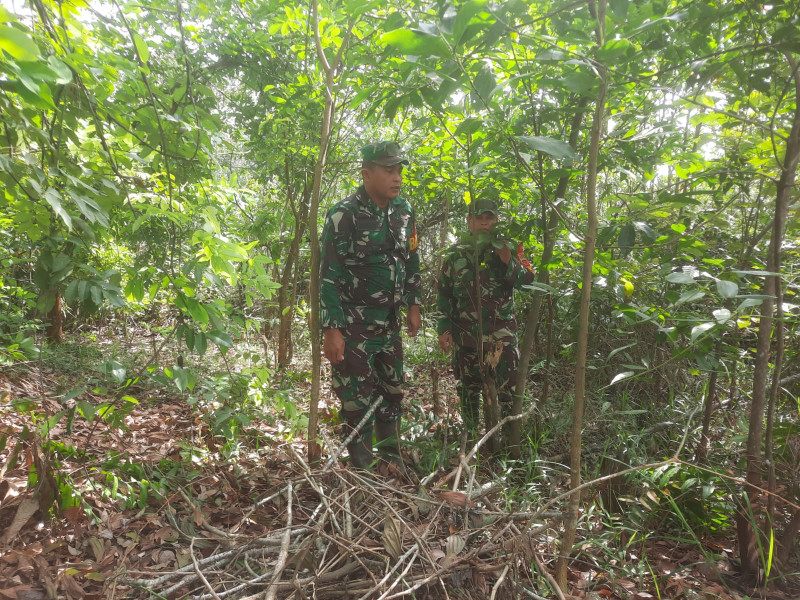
320,141,421,470
436,193,535,445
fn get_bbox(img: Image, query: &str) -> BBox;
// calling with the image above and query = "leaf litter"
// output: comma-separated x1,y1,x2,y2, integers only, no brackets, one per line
1,360,799,600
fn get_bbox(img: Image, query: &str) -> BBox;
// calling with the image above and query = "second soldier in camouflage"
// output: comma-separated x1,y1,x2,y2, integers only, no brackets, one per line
436,193,534,443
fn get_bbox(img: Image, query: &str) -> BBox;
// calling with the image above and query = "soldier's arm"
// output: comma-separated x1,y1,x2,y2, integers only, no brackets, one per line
320,205,351,330
501,241,536,289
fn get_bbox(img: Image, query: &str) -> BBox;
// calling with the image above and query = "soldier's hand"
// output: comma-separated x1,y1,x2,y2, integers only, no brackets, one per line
494,244,512,264
323,328,345,364
406,305,421,337
438,332,453,354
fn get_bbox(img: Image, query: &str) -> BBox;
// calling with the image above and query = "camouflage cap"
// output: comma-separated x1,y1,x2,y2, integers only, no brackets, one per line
361,141,409,166
472,196,499,216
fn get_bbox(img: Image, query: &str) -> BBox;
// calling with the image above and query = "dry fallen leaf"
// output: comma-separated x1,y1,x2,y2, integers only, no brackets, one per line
438,491,470,508
445,533,466,556
87,537,105,563
1,497,38,543
382,513,403,561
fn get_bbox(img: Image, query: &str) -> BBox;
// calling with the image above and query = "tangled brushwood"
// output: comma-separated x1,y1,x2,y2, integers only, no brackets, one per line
119,443,564,600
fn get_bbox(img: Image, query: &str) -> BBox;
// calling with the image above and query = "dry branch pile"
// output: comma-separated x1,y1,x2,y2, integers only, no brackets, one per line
121,445,563,600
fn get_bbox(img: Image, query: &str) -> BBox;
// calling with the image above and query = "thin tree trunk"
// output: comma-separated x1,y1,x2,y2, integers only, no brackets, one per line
736,52,800,579
45,290,63,344
694,371,717,463
308,4,352,464
432,187,450,419
765,279,783,520
510,98,587,457
278,180,309,368
556,0,606,587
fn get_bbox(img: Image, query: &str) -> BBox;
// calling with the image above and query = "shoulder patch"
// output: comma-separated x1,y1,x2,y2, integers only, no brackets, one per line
409,223,418,252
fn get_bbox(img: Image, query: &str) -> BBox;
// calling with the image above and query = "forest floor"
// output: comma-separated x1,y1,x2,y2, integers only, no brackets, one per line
0,328,798,600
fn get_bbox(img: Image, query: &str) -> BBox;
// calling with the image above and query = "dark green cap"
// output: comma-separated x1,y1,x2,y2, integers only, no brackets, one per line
472,196,499,216
360,141,409,166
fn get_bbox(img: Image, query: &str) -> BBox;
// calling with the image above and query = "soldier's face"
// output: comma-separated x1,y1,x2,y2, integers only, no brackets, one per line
363,164,403,206
468,212,498,235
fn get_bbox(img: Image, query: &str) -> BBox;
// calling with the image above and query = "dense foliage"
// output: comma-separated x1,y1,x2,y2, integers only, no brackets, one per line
1,0,799,591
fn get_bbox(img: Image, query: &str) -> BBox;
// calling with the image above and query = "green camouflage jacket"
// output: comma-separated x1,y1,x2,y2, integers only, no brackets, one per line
436,241,534,347
320,186,421,333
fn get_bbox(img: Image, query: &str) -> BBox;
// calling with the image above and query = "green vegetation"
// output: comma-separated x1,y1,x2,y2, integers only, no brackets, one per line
1,0,799,598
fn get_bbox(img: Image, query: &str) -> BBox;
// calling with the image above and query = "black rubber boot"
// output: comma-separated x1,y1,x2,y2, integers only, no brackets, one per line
375,419,405,473
344,423,373,470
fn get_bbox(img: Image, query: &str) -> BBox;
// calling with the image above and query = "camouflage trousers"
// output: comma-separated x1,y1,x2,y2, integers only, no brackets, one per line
332,328,403,444
453,340,519,434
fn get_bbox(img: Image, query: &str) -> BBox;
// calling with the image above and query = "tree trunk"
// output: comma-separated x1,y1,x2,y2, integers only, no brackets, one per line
736,52,800,579
308,6,352,464
765,278,783,521
510,98,587,458
45,290,63,344
278,180,310,368
694,371,717,463
556,1,606,587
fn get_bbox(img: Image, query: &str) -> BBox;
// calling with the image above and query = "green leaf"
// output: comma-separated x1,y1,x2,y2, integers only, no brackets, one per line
609,0,629,19
124,277,145,302
674,289,705,306
195,331,208,356
633,221,656,242
691,322,715,342
34,80,55,108
172,366,188,392
471,62,496,103
712,308,731,323
516,136,575,159
562,72,596,94
98,360,127,383
772,24,800,53
536,49,566,62
343,0,379,18
454,117,483,137
43,188,72,230
185,327,195,352
0,6,17,23
77,400,96,422
731,270,780,277
521,281,557,294
186,298,209,328
597,38,633,61
453,0,487,44
618,224,635,250
133,32,149,63
207,329,233,351
666,272,695,284
610,371,635,385
380,28,451,58
738,296,768,309
68,191,109,227
0,24,39,61
658,193,701,207
715,279,738,298
40,408,67,436
47,56,72,84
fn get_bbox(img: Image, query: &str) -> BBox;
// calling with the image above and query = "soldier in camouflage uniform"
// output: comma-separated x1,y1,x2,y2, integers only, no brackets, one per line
320,141,421,470
436,195,534,441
